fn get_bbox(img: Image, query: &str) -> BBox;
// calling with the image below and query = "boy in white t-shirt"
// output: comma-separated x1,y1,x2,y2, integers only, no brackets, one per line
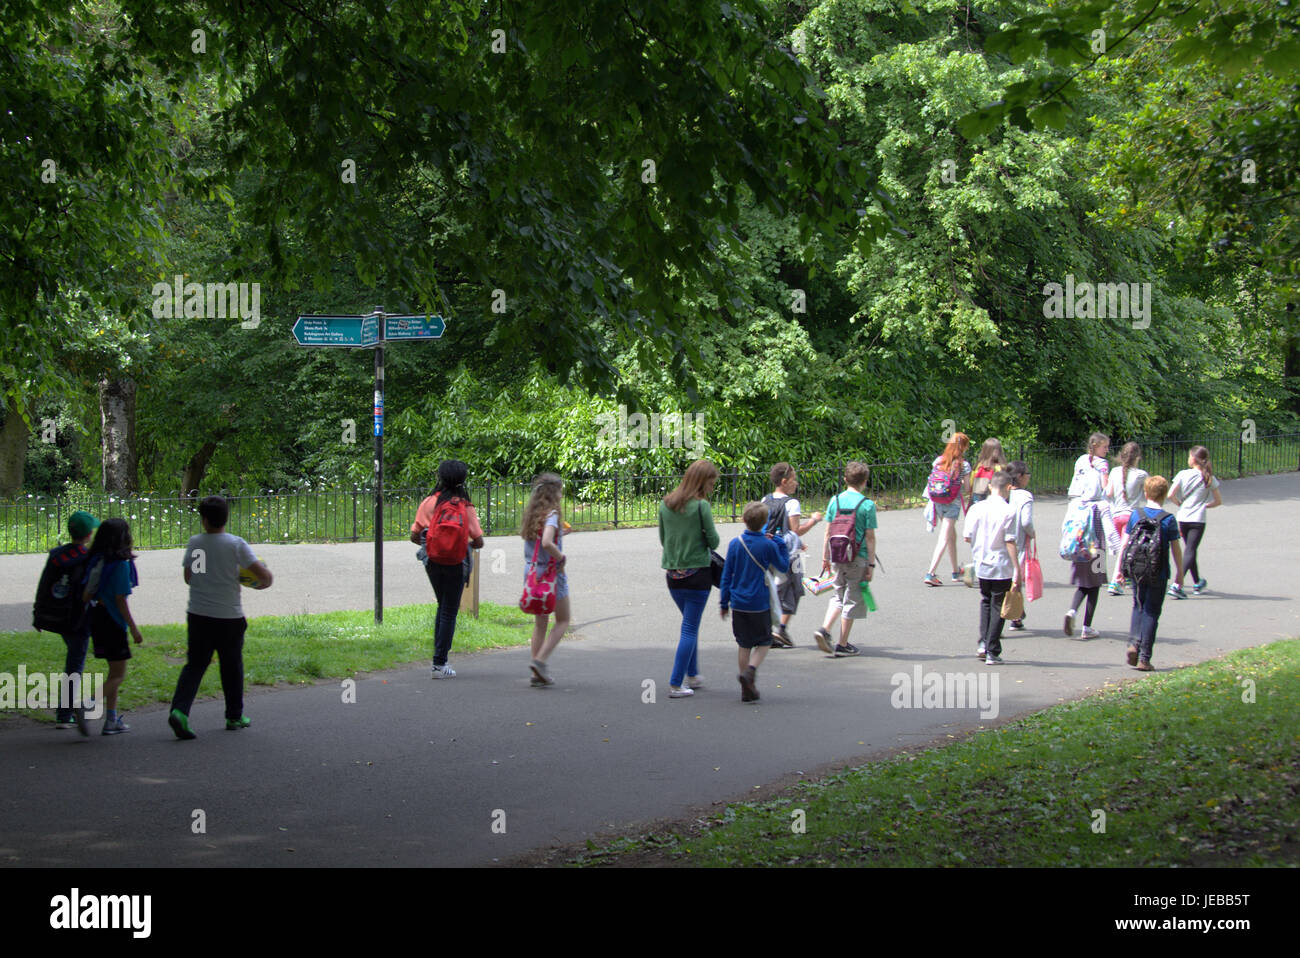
168,496,273,739
963,472,1021,664
1005,461,1034,630
762,463,822,647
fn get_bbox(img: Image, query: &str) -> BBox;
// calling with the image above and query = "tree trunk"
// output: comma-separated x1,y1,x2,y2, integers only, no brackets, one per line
99,377,137,494
0,396,29,496
181,440,219,497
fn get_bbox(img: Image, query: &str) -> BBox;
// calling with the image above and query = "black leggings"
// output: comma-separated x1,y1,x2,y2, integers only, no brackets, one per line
1179,522,1206,583
1072,587,1099,627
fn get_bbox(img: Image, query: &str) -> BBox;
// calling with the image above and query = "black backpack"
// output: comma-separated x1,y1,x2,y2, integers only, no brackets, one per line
761,493,790,537
32,544,93,634
1121,509,1165,586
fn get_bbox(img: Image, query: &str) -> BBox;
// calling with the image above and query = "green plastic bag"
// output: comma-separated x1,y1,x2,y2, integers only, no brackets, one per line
858,579,877,612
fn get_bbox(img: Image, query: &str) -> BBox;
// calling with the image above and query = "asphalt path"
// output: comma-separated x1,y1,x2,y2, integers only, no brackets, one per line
1,473,1296,867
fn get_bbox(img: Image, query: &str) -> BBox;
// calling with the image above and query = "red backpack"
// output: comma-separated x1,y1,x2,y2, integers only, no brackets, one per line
425,497,470,564
827,494,869,564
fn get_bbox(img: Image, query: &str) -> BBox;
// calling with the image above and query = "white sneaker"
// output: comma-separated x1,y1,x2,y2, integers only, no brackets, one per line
431,664,457,679
668,686,694,698
1080,626,1100,640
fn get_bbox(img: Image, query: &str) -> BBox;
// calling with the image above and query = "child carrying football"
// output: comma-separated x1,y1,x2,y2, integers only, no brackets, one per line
168,496,272,739
719,501,791,702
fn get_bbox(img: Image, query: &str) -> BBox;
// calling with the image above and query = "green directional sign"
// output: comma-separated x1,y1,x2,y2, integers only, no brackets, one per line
292,315,379,347
383,314,445,340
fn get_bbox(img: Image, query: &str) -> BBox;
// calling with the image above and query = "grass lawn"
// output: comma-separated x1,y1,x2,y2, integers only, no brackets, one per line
566,639,1300,867
0,601,535,721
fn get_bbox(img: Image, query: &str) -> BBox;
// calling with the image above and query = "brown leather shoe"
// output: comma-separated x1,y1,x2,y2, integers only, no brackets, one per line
1126,646,1139,667
1135,660,1155,672
738,671,755,702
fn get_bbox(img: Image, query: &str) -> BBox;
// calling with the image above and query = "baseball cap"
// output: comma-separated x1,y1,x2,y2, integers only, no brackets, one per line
68,511,100,540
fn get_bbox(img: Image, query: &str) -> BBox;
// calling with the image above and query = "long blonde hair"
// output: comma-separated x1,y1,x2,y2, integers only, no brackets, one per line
976,438,1006,472
521,473,564,541
664,459,719,513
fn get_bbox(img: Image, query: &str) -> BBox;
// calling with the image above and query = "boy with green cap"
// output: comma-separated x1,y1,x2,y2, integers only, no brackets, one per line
32,511,100,733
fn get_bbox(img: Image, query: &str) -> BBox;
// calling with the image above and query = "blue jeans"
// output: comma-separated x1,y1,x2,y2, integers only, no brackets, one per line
1129,581,1167,661
425,560,464,666
55,632,89,722
668,585,709,688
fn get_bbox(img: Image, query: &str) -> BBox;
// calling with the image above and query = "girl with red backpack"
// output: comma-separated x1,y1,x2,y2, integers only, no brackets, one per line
969,438,1007,506
923,432,971,586
411,460,484,678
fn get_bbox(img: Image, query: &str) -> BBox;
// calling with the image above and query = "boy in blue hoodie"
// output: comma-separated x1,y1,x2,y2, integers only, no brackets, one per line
720,501,791,702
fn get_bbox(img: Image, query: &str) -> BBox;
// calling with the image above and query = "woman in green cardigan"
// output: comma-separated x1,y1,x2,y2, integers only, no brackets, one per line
659,459,720,698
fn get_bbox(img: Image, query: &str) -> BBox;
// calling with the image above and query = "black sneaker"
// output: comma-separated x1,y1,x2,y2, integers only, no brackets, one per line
833,643,860,657
1008,619,1025,630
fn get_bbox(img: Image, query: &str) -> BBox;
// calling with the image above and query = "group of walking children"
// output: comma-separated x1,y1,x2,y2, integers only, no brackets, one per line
923,429,1221,672
32,496,272,738
658,459,876,703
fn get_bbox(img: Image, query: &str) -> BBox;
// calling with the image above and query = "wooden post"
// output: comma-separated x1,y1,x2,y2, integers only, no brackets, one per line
463,547,481,618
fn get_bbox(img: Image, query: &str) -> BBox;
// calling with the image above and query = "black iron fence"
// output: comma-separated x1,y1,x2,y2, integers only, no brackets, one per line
4,433,1296,554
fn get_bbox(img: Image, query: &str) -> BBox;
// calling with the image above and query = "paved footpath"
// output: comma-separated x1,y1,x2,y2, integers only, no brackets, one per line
1,474,1296,867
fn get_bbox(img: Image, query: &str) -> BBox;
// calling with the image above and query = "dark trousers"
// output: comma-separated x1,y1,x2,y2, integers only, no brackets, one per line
425,560,464,666
1179,522,1206,582
1071,586,1100,626
1129,582,1167,662
978,577,1012,655
55,631,89,722
171,614,247,720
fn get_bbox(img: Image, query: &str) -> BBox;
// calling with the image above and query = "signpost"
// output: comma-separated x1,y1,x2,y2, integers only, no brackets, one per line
291,315,379,347
293,309,446,623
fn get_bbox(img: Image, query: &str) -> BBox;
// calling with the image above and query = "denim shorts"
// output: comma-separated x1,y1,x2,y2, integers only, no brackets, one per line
934,499,962,521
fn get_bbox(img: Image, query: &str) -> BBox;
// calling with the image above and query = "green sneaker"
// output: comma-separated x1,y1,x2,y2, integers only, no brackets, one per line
168,709,197,740
225,716,251,730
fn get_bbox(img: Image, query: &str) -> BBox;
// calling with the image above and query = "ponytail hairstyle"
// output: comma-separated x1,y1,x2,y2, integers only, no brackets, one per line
432,459,472,507
521,473,564,541
1117,442,1141,496
938,432,970,476
1086,432,1109,471
976,438,1006,472
664,459,719,513
1189,445,1214,487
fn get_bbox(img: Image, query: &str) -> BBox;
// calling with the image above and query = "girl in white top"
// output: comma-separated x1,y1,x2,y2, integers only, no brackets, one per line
1166,445,1222,597
1063,433,1115,638
1106,442,1149,595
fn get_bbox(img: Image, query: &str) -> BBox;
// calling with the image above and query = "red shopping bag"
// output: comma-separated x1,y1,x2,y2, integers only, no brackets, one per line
519,559,559,615
1024,541,1043,603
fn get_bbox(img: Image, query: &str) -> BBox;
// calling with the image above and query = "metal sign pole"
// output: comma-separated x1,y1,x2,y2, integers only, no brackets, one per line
374,307,385,625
